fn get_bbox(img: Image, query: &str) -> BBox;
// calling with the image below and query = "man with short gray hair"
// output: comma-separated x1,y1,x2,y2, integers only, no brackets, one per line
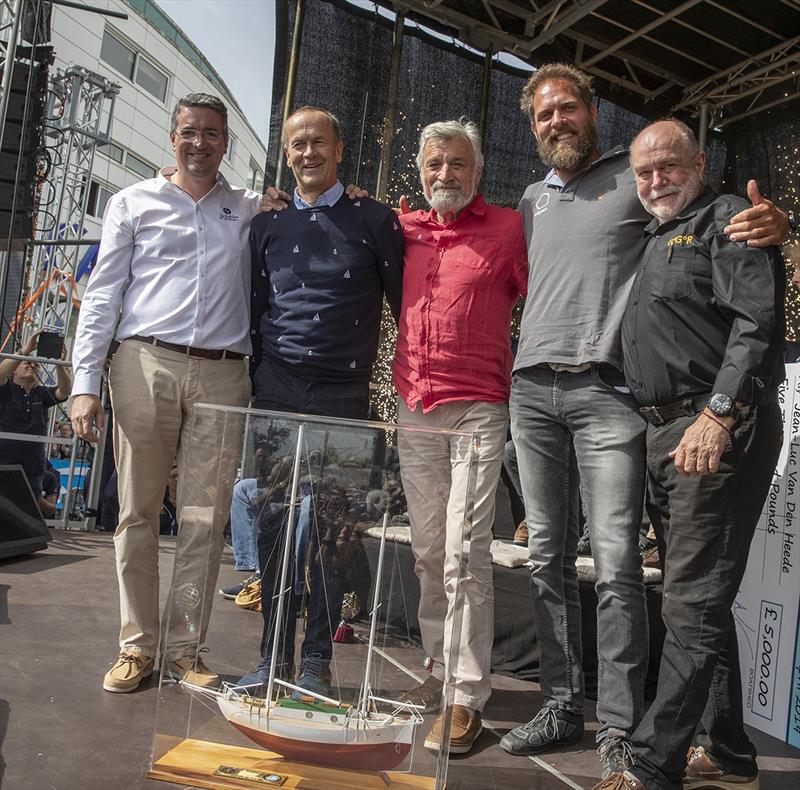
72,93,262,693
395,119,528,754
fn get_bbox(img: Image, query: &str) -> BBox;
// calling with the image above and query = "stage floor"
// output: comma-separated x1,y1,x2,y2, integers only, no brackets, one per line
1,530,798,790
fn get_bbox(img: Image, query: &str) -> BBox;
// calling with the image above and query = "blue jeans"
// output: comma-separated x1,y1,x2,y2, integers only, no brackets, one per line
229,478,262,572
509,365,648,740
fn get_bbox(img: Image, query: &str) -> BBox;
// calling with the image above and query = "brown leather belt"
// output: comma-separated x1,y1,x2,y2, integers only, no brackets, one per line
129,335,246,360
639,394,709,426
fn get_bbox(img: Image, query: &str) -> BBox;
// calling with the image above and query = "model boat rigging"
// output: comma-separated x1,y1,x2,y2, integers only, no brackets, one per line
181,423,424,772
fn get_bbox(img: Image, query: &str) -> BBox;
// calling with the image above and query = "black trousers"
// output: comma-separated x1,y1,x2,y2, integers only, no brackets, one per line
632,403,783,789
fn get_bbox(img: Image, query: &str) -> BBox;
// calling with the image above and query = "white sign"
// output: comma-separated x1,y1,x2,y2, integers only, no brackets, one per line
735,364,800,746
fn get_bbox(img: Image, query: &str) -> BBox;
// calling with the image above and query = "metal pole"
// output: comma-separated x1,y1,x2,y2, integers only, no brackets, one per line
0,0,25,302
376,11,405,203
0,0,24,152
274,0,305,189
698,102,709,151
479,49,493,149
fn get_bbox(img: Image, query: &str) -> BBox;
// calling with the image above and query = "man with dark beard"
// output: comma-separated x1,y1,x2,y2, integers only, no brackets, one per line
501,63,789,778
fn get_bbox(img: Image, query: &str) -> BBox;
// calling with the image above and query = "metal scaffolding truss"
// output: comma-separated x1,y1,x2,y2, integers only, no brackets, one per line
0,0,25,153
0,55,119,530
30,65,118,338
383,0,800,125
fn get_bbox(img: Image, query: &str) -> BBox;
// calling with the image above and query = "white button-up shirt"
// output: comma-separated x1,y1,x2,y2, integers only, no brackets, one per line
72,169,261,396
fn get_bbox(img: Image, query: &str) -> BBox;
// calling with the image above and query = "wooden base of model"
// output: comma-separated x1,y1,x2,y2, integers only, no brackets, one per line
148,737,438,789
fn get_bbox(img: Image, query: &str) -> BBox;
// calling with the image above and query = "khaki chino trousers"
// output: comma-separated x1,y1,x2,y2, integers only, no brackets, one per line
398,398,507,712
109,339,250,660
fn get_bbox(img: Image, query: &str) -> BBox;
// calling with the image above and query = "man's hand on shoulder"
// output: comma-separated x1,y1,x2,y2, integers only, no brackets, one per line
668,411,733,475
345,184,369,200
259,187,291,212
724,179,789,247
71,394,104,443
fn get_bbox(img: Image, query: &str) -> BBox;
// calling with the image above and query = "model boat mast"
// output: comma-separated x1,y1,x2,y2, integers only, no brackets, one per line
358,510,389,715
264,422,306,708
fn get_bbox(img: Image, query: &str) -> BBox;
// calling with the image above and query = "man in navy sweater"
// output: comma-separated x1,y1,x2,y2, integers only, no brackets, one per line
239,105,404,697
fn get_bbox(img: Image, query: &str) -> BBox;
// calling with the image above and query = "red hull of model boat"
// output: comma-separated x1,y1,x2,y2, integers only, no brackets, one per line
229,721,412,772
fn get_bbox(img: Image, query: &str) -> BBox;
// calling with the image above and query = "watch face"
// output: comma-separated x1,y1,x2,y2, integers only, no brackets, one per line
709,393,733,416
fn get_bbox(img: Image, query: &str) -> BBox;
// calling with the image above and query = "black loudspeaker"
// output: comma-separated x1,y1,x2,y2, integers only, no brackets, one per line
0,465,50,559
0,56,49,241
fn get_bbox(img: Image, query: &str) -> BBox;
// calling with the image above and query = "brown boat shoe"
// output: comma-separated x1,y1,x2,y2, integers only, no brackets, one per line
592,771,647,790
235,577,262,612
424,704,482,755
165,649,219,687
684,746,759,790
103,651,155,693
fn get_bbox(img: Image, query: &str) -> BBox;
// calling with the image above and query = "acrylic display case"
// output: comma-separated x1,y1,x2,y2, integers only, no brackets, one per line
148,404,479,790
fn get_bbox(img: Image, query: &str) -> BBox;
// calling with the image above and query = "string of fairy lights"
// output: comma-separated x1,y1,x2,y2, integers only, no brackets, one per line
776,140,800,342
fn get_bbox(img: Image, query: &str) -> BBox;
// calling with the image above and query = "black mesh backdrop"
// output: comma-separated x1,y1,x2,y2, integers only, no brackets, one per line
267,0,799,346
267,1,710,207
267,0,393,194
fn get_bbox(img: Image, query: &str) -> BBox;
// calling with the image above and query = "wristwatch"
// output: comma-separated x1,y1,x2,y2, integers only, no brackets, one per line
708,393,740,420
789,210,798,234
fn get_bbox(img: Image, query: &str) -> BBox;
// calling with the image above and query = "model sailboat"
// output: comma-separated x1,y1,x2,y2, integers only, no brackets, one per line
182,424,423,773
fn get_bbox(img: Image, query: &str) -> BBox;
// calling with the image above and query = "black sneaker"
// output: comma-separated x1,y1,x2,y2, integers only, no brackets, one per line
500,707,584,756
598,736,634,778
577,530,592,557
400,675,443,713
219,572,259,600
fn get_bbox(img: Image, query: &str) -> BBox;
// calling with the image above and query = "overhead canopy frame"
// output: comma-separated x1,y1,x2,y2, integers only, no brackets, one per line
380,0,800,129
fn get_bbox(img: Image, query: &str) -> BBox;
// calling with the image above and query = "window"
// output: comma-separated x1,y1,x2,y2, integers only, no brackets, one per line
248,157,264,193
125,152,156,180
135,57,168,102
87,180,115,218
226,133,236,163
97,141,124,163
100,29,169,102
100,31,135,80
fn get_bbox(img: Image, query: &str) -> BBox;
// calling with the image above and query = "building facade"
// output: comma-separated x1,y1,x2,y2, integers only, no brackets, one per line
50,0,266,233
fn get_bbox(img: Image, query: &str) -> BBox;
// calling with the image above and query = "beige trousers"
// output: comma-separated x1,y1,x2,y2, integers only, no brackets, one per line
397,398,507,712
109,339,250,660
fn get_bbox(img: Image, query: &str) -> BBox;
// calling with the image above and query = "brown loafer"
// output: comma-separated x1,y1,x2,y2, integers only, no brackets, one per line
424,704,482,754
684,746,759,790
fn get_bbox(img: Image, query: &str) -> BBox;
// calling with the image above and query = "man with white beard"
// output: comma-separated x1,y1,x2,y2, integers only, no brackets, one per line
595,120,785,790
394,119,528,755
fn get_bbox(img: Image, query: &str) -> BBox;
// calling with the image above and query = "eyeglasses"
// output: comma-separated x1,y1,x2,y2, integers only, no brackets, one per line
175,128,225,143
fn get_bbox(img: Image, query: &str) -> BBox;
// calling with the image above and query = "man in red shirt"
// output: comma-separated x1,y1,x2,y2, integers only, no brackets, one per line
395,119,528,755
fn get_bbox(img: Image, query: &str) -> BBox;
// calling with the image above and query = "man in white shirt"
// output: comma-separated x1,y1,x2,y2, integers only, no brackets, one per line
71,94,261,693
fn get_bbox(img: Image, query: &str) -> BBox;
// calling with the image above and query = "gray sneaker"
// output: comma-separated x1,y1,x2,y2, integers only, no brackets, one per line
500,707,584,756
219,572,259,600
400,675,443,713
599,736,634,779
